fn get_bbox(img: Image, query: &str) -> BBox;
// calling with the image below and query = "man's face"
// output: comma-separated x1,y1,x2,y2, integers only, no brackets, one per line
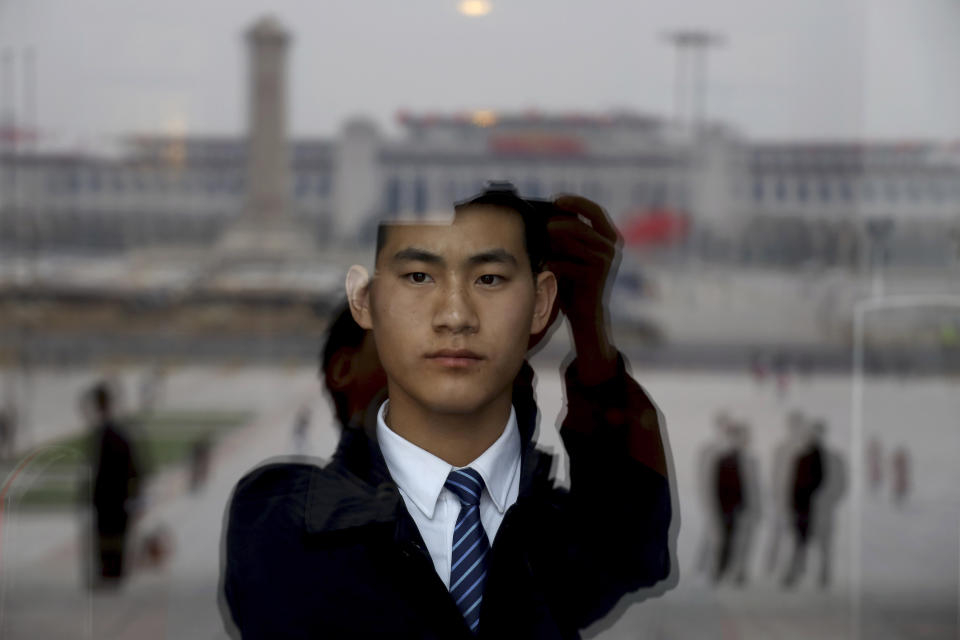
351,205,556,418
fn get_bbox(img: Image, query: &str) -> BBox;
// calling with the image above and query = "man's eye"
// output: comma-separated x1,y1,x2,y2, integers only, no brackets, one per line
477,274,504,286
405,272,432,284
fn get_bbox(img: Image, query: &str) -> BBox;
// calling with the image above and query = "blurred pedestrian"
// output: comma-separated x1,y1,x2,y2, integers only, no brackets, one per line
89,381,141,587
290,406,312,454
867,437,883,495
811,422,846,587
0,404,15,460
766,410,805,575
694,412,728,579
772,352,790,399
783,420,824,587
711,421,758,585
891,445,911,506
189,436,212,493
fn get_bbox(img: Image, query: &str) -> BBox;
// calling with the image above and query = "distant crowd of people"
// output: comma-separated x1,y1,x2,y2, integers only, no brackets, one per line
696,411,847,588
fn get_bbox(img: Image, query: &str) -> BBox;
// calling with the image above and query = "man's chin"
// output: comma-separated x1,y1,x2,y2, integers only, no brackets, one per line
413,385,501,417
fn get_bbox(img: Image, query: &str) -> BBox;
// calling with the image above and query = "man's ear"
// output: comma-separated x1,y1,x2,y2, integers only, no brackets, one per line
345,265,374,330
530,270,558,335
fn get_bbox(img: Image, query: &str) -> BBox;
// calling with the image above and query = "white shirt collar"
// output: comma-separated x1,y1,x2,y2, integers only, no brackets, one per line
376,400,520,519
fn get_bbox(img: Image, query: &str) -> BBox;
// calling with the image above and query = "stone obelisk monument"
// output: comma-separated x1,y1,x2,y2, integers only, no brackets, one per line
219,15,314,257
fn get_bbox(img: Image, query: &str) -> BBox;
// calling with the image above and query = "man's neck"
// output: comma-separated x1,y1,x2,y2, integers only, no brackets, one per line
383,390,512,467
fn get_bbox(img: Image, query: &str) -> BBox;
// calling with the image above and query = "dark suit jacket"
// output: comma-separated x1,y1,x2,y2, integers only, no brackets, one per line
92,419,140,534
221,356,673,639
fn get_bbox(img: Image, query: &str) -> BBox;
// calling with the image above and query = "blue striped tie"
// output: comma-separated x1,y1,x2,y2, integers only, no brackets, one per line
445,468,490,635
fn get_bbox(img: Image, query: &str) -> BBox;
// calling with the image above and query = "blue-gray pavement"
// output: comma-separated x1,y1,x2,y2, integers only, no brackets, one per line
1,364,958,638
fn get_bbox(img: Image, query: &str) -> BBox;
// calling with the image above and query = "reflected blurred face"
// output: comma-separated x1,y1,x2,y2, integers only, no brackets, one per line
362,206,555,417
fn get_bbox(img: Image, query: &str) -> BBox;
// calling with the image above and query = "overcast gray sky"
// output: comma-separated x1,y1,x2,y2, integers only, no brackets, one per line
1,0,958,144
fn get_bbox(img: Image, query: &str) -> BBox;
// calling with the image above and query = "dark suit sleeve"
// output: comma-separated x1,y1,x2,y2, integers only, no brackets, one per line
221,464,315,639
556,353,673,628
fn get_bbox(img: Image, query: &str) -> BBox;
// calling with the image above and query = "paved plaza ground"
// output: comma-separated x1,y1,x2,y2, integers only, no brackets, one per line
1,359,957,638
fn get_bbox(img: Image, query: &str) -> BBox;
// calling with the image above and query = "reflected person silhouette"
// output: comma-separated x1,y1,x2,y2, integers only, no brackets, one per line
88,381,141,587
783,420,825,587
710,420,759,585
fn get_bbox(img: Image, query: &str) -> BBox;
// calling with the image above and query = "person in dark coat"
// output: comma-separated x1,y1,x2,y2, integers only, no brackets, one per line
221,188,675,638
712,424,744,583
783,421,825,587
90,382,141,585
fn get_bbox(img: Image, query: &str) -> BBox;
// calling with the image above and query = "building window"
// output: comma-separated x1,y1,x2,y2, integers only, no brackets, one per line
384,176,401,215
317,174,330,196
295,175,310,198
885,181,899,202
651,182,666,207
583,180,601,201
753,179,764,203
929,180,943,202
797,180,808,202
413,177,427,214
906,180,921,201
632,182,647,205
819,180,831,202
443,179,457,205
839,181,852,201
775,179,787,202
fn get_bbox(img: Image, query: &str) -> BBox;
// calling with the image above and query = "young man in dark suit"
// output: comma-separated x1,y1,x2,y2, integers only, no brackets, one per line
221,186,674,638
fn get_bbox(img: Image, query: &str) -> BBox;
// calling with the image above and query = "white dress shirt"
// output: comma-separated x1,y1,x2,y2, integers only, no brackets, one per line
376,400,521,588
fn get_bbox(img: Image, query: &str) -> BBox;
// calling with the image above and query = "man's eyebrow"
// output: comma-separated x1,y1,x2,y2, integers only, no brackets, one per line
392,248,444,265
467,249,518,267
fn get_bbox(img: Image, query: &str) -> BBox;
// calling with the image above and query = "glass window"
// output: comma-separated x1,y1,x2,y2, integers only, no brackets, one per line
776,179,787,201
753,179,764,203
797,180,808,202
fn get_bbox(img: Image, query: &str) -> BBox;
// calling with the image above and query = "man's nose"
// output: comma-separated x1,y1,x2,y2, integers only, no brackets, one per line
432,281,479,335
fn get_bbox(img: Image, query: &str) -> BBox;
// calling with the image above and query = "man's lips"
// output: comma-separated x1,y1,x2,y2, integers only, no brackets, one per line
425,349,484,368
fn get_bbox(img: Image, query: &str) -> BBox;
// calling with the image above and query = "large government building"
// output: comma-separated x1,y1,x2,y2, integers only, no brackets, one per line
2,109,960,268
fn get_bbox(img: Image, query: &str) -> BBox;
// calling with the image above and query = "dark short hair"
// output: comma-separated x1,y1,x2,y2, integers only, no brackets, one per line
375,183,549,275
320,301,368,428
